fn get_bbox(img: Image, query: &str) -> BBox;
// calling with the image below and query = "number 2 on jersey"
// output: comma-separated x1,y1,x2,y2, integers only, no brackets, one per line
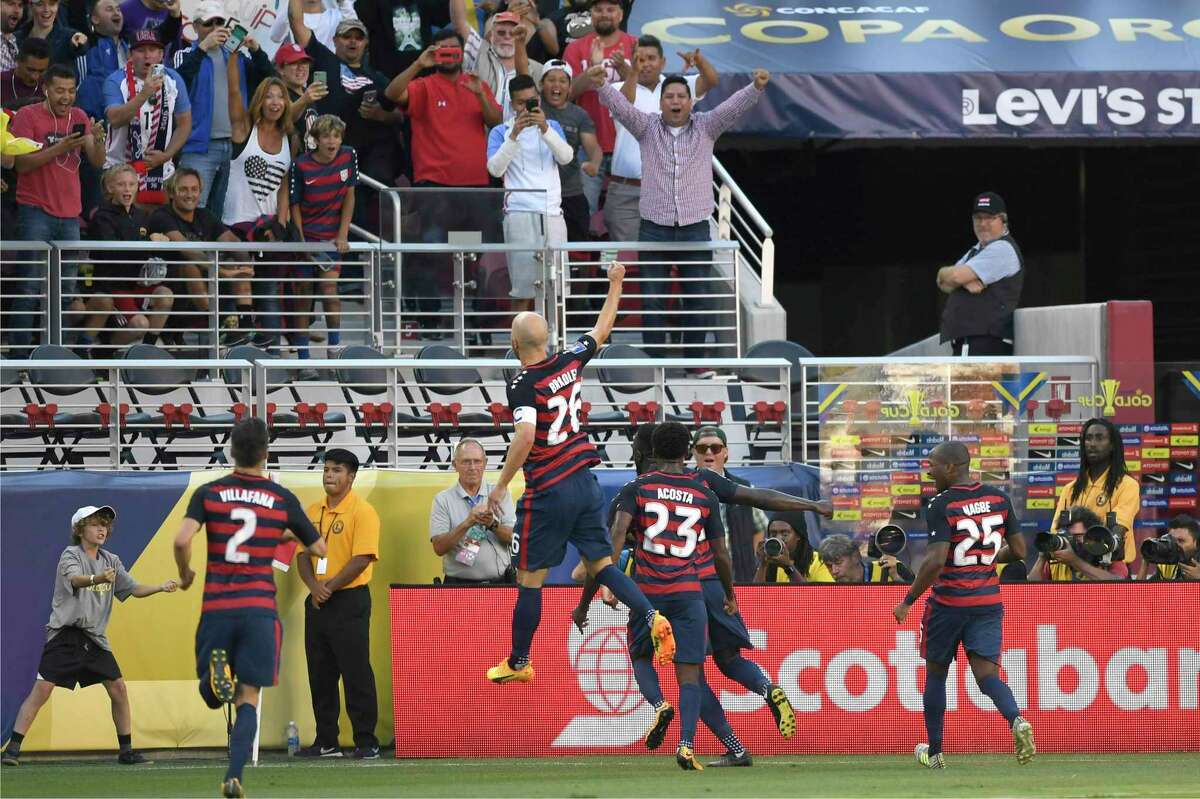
642,502,705,558
225,507,257,564
547,382,583,446
952,513,1004,566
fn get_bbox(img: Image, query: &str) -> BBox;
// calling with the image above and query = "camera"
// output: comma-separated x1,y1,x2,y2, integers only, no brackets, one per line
763,537,785,558
868,524,907,558
434,46,462,66
525,97,540,112
1081,513,1119,558
1035,531,1072,554
1141,534,1183,565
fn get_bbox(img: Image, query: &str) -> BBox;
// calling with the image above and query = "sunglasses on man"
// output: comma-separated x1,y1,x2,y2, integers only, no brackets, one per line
694,443,725,455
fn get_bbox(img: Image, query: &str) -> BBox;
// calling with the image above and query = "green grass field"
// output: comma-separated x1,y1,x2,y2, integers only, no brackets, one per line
1,753,1196,798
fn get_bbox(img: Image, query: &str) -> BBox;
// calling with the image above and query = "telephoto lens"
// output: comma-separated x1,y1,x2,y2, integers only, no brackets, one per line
1035,531,1072,554
763,537,784,558
1140,534,1182,564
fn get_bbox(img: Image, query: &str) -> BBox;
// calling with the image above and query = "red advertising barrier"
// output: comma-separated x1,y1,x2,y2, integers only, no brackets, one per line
390,584,1199,756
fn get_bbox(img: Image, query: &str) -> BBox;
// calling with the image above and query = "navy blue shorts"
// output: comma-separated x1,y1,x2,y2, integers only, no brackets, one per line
701,579,753,653
640,593,708,665
920,601,1004,665
195,612,283,689
512,468,611,571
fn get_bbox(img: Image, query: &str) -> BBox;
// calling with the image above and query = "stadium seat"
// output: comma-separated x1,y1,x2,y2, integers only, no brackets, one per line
735,339,815,462
413,344,504,463
122,343,236,468
587,344,658,447
336,345,423,467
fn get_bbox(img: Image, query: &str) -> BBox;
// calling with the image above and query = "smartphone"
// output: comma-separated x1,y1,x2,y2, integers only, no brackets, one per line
434,46,462,66
223,21,248,53
151,63,165,78
71,123,86,137
525,97,539,112
363,89,377,105
312,70,327,86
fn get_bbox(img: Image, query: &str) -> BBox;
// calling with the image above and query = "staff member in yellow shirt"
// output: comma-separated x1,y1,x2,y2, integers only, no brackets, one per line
297,449,382,760
1050,418,1140,572
753,511,834,583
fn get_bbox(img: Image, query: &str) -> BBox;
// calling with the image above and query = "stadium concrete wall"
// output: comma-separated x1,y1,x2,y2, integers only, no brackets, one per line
391,584,1200,756
0,465,819,751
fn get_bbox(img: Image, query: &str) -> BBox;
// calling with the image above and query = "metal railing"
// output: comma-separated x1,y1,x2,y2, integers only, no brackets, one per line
0,358,253,469
713,156,775,305
0,242,54,359
556,241,743,357
0,356,794,470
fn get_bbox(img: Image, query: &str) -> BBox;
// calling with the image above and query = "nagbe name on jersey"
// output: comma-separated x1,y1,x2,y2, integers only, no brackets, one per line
960,500,993,516
656,487,697,504
218,488,277,509
546,368,579,394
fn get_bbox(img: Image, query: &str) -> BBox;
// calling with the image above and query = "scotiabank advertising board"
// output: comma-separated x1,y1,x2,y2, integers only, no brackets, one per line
390,584,1199,756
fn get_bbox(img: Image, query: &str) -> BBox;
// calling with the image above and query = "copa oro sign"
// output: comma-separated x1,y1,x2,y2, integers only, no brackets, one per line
644,9,1200,46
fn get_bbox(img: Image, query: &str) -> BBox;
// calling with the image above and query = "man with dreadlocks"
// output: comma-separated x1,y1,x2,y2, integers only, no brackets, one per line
1049,417,1141,574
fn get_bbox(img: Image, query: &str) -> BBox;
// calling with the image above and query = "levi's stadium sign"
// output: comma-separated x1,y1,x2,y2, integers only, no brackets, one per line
628,0,1200,139
390,584,1198,756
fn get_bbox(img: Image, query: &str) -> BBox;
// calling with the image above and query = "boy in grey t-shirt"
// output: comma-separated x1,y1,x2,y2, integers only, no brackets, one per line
1,505,178,767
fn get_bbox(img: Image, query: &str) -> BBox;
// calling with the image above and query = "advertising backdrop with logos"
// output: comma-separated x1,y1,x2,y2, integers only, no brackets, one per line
390,584,1199,756
628,0,1200,140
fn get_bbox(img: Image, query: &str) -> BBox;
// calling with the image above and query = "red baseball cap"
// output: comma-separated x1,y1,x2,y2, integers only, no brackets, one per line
274,43,313,67
493,11,521,25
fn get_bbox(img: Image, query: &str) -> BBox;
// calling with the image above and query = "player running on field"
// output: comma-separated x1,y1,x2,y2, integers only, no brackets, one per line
893,441,1035,770
574,423,835,764
486,262,675,684
173,418,327,799
602,422,740,770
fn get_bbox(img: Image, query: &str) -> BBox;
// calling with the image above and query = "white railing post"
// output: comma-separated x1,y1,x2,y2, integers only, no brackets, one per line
759,236,775,307
718,185,732,241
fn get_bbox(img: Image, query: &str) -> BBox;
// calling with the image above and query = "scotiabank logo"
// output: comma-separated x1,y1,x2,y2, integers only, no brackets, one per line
391,585,1199,756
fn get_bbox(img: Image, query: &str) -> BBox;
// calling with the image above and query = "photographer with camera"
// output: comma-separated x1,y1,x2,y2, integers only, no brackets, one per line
487,73,572,313
819,533,914,584
1139,515,1200,582
1050,418,1141,574
1030,506,1124,582
753,511,833,584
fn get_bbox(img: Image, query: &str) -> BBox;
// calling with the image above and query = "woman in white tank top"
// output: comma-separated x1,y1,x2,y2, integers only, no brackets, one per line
223,58,293,230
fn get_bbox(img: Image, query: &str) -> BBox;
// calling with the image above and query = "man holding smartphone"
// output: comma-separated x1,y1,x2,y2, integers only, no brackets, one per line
486,74,572,313
173,1,272,212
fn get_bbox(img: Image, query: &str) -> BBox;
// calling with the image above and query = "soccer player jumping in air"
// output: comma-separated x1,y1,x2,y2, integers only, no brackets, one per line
174,419,327,799
486,263,675,684
893,441,1035,770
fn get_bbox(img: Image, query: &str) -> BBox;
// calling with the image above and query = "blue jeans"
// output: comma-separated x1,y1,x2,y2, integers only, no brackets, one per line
9,206,80,350
638,218,712,354
580,152,610,217
180,138,232,212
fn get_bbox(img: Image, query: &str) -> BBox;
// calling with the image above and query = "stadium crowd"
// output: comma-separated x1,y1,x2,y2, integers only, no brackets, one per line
1,0,757,366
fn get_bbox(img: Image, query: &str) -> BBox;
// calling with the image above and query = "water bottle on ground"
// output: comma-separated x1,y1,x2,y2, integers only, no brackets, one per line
287,721,300,756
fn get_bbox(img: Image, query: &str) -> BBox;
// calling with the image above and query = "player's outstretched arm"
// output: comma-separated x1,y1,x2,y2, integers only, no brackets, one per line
584,262,625,349
707,533,738,615
489,422,536,516
173,518,202,590
731,485,834,518
893,541,949,623
130,579,179,598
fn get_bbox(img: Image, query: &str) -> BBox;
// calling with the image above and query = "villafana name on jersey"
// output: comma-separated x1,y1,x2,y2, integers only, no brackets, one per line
616,470,725,598
185,473,320,616
925,482,1017,608
507,335,601,492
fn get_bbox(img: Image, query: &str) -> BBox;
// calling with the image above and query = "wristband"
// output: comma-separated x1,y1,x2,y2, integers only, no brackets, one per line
90,573,95,585
903,589,919,606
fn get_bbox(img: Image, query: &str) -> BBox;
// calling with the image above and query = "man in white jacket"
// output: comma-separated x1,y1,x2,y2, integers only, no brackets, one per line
487,73,572,313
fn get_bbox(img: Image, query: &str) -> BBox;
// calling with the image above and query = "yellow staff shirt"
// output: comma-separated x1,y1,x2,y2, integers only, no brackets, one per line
304,490,381,590
768,559,835,583
1051,470,1141,563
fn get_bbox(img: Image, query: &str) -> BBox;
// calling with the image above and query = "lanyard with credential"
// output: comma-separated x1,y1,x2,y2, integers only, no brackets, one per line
315,506,339,576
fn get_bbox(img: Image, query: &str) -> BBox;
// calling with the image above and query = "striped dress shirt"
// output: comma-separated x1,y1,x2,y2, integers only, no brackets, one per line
597,81,762,227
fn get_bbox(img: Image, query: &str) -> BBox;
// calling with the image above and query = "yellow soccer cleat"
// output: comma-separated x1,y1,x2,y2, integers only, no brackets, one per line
914,743,946,769
220,777,245,798
209,649,236,704
766,684,795,739
486,659,535,684
650,612,676,666
643,703,675,751
675,744,703,771
1012,717,1036,765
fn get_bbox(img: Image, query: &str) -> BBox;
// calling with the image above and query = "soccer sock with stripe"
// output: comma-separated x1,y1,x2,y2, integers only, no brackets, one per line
678,682,701,751
977,674,1021,725
699,676,744,755
715,651,771,697
631,657,664,708
593,565,655,624
922,669,948,756
225,702,257,782
508,586,542,670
